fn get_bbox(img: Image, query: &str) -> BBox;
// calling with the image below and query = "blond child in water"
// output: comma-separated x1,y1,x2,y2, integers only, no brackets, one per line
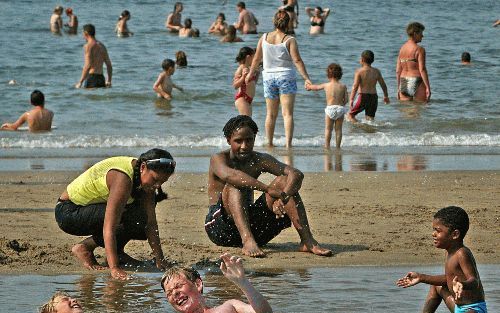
306,63,348,149
233,47,258,116
1,90,54,132
153,59,183,100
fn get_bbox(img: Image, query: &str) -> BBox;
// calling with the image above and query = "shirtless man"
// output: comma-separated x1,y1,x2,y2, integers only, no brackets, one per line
162,253,273,313
165,2,183,32
205,115,332,257
75,24,112,89
234,2,258,34
1,90,53,132
347,50,389,122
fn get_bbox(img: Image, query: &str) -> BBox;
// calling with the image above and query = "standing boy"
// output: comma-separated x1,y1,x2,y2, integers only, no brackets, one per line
347,50,389,122
153,59,183,100
205,115,332,258
1,90,53,132
75,24,112,89
396,206,487,313
162,253,273,313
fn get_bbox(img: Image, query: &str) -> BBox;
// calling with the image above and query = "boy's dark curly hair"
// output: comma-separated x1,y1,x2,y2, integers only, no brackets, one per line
434,206,469,239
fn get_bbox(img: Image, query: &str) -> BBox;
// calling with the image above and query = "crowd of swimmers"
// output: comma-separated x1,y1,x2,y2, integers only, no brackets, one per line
3,2,493,151
2,3,494,312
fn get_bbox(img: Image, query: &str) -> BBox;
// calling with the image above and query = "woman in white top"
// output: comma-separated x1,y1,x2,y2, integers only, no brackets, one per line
247,10,312,148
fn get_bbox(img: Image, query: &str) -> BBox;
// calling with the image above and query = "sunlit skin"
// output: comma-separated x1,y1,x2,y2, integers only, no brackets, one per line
53,295,84,313
208,125,332,257
164,274,205,313
396,217,486,312
163,253,273,313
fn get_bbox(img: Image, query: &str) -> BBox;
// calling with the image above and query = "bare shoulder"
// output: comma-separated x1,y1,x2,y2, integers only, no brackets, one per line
456,246,475,259
221,299,253,313
210,150,230,164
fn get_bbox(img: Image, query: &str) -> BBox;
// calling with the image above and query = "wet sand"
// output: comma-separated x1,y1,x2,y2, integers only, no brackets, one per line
0,170,498,275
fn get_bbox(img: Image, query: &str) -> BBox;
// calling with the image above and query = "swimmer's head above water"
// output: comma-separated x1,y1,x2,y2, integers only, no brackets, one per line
39,292,83,313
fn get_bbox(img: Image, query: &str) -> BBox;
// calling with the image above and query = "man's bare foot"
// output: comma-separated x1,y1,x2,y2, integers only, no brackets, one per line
242,242,266,258
298,242,333,257
71,243,107,270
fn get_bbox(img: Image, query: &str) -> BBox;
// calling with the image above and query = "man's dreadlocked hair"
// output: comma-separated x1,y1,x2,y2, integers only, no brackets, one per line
223,115,259,138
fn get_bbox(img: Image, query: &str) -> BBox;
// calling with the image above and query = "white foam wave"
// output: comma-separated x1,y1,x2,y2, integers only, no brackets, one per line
1,133,499,149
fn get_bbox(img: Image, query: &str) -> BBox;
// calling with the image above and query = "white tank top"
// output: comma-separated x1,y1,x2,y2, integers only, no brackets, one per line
262,33,294,73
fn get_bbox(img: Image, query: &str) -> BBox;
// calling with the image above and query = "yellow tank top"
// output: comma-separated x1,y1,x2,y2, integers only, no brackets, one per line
67,156,135,206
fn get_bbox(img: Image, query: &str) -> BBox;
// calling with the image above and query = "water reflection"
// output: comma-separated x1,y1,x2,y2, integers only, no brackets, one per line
75,274,162,312
30,159,45,170
350,155,380,171
323,149,343,172
397,102,427,119
397,155,427,171
154,98,174,116
1,264,499,313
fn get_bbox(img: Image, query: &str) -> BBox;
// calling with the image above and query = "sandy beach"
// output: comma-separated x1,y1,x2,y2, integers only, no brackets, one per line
0,170,498,275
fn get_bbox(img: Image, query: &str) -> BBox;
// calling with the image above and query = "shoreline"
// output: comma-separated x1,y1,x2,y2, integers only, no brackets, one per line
0,170,498,275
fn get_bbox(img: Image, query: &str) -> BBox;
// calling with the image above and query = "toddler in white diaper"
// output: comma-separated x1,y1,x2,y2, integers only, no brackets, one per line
306,63,348,149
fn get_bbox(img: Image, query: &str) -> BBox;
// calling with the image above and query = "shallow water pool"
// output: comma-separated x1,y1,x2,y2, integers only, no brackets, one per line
1,265,498,312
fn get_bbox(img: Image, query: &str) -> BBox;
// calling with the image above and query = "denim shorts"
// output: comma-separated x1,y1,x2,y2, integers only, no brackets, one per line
262,70,297,99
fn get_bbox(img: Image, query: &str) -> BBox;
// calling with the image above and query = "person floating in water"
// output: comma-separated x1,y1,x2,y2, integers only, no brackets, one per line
1,90,53,132
205,115,332,257
162,253,273,313
40,292,83,313
75,24,112,89
397,206,488,313
461,52,471,65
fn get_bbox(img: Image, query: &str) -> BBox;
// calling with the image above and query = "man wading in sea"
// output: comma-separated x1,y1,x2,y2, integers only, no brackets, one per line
75,24,112,89
204,115,332,257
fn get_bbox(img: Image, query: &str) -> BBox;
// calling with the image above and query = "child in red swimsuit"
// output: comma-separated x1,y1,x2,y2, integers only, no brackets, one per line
233,47,258,116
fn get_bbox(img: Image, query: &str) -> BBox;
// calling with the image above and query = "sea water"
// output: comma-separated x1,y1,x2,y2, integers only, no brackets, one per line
0,265,498,312
0,0,499,171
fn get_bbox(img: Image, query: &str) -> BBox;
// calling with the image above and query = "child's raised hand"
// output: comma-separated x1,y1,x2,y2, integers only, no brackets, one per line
452,276,463,300
220,253,245,284
396,272,420,288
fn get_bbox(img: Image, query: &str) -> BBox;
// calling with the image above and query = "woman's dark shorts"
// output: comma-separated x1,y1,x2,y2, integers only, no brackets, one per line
55,199,147,251
204,193,291,247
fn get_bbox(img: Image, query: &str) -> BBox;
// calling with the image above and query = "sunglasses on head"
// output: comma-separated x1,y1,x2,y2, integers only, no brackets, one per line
145,158,176,170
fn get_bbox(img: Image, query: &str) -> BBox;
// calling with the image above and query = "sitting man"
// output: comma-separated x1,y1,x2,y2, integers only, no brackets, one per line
205,115,332,257
162,253,272,313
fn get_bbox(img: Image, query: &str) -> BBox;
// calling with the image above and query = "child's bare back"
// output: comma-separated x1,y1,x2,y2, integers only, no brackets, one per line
1,90,53,132
355,66,383,94
324,80,348,106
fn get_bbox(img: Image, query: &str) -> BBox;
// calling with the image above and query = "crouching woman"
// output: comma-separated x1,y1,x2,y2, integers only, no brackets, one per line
55,148,175,280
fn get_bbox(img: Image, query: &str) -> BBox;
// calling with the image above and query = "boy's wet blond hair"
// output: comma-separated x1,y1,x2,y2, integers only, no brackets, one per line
39,292,70,313
160,266,201,291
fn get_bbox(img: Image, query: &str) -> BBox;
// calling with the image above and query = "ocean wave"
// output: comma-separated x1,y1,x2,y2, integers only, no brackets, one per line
1,133,500,149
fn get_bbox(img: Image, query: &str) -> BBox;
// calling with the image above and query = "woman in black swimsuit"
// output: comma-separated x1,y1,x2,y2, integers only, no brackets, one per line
305,6,330,35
